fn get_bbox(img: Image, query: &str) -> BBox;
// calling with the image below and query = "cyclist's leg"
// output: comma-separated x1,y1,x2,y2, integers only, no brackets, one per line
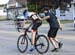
32,20,42,44
30,24,37,51
30,20,42,51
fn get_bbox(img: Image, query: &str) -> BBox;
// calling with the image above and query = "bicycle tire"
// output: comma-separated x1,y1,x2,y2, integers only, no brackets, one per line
17,34,28,53
35,35,49,54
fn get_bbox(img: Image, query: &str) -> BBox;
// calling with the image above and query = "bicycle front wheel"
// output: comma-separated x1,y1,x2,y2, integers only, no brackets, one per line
35,35,49,54
17,34,28,53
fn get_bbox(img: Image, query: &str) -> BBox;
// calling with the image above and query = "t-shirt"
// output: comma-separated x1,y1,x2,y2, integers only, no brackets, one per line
45,12,60,28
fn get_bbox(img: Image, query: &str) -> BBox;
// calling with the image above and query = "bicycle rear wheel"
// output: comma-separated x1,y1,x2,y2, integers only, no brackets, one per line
17,34,28,53
35,35,49,54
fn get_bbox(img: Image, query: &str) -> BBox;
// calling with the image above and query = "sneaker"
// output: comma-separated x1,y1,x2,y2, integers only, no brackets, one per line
51,48,59,52
58,42,63,49
29,47,35,52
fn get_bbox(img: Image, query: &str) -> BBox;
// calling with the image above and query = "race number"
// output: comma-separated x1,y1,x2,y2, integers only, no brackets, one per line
32,15,38,20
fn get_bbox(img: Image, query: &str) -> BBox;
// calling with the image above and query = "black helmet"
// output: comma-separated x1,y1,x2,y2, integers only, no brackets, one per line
23,10,28,15
42,7,50,11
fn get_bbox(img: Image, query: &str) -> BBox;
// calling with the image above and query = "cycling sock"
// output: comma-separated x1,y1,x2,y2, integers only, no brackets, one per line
31,45,34,48
30,45,35,51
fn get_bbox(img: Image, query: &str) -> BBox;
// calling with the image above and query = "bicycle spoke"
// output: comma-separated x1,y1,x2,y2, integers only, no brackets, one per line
35,35,49,54
17,35,28,53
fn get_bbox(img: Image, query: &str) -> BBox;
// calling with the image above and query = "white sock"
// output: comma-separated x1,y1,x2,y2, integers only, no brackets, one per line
31,45,34,48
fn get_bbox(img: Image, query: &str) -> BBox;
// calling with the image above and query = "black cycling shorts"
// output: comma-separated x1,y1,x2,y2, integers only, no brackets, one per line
32,19,42,30
48,28,59,38
16,19,24,21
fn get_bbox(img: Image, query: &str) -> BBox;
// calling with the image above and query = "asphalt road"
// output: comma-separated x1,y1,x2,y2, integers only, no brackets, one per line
0,20,75,55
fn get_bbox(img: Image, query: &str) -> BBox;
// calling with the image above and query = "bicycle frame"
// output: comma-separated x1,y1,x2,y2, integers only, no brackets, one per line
17,22,49,54
23,22,39,45
23,30,42,46
23,22,32,43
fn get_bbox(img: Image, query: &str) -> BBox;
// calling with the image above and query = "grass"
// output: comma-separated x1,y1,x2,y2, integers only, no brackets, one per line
60,20,73,23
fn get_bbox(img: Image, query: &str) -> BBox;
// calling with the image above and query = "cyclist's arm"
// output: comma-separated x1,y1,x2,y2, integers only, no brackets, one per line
36,14,42,20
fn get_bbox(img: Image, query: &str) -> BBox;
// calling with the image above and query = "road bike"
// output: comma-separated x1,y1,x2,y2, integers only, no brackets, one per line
17,23,49,54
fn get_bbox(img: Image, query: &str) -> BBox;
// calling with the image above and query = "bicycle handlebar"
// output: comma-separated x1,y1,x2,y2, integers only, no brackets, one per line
23,28,31,33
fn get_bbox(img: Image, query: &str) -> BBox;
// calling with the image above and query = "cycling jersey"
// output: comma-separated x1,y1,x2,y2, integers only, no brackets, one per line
23,11,42,30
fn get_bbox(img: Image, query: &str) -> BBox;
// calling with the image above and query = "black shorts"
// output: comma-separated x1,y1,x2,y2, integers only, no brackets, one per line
32,19,42,30
16,19,24,21
48,28,59,38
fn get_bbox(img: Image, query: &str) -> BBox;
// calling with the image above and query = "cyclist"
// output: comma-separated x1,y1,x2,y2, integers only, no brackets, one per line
22,10,42,51
42,7,63,52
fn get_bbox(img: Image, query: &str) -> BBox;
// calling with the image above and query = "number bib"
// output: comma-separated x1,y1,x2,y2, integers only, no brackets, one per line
31,14,38,20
